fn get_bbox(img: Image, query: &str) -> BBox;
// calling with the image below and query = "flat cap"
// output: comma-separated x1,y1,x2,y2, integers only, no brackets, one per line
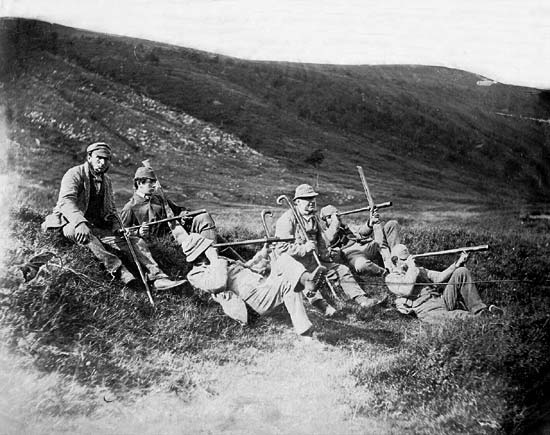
86,142,111,157
293,184,319,200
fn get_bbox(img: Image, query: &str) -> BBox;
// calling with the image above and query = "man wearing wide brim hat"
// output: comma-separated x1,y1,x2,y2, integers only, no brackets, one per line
274,184,380,314
182,233,324,337
121,165,217,242
385,244,503,322
42,142,184,290
319,203,401,276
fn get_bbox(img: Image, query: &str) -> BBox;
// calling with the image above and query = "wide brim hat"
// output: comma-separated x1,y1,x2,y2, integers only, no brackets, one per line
320,205,339,219
86,142,111,158
391,244,411,260
181,233,214,262
293,184,319,200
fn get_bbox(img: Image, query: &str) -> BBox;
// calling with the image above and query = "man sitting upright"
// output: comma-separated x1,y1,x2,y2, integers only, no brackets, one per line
121,166,217,243
320,205,400,276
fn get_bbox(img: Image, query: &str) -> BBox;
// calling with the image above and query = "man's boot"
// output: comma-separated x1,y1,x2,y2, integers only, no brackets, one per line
153,277,187,291
298,265,327,295
311,299,337,317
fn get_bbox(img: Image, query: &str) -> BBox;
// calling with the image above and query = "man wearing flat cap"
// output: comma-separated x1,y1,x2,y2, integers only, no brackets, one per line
42,142,183,290
385,244,503,323
121,166,217,243
319,204,401,276
182,233,323,338
274,184,381,315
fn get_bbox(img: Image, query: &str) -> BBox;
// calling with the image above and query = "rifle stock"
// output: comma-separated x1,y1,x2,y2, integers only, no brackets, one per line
412,245,489,259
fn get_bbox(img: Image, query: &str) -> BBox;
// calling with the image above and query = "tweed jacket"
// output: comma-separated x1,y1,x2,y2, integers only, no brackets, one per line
42,163,117,229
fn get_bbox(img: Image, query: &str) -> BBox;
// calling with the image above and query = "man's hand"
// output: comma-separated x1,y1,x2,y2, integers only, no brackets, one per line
138,222,150,238
455,251,470,267
304,240,317,253
204,246,219,263
74,222,91,244
405,255,417,269
368,210,381,227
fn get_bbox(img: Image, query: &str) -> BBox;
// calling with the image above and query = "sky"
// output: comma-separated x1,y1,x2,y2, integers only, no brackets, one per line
1,0,550,89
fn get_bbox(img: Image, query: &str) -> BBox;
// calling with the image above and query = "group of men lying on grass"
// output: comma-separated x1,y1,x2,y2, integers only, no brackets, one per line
42,143,503,342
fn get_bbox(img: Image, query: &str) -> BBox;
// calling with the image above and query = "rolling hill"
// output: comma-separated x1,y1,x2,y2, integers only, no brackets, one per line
1,18,550,216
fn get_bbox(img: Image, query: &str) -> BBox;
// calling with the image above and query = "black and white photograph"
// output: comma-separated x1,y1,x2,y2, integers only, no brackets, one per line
1,1,549,433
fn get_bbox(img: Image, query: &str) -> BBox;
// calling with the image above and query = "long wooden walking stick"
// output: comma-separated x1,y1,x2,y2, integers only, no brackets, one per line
276,194,338,300
113,212,155,307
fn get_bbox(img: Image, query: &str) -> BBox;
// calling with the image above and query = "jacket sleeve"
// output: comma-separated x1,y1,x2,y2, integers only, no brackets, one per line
187,259,229,294
103,176,119,229
274,213,309,257
57,167,88,227
120,201,140,236
322,218,340,245
357,222,374,238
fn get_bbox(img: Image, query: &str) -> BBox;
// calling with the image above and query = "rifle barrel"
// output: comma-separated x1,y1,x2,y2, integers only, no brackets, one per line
337,201,393,217
412,245,489,259
213,237,295,248
124,209,206,231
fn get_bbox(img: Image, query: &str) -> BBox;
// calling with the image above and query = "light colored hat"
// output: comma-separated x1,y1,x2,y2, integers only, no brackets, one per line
391,244,411,260
320,205,339,219
181,233,213,262
293,184,319,200
134,166,156,181
86,142,111,157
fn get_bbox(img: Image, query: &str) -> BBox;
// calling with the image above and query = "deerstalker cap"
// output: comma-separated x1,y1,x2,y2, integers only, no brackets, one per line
181,233,213,262
293,184,319,200
86,142,111,157
320,205,339,219
391,244,411,260
134,166,156,181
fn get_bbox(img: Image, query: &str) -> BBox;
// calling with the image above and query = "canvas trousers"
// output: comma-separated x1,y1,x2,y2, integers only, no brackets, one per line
344,220,401,274
413,267,487,323
241,254,312,335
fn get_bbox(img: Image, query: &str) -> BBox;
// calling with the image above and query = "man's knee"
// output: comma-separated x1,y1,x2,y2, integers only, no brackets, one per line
453,267,471,279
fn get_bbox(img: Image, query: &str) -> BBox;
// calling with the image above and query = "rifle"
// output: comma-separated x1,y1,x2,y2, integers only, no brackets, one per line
123,209,206,231
213,237,295,248
412,245,489,259
113,212,155,307
276,194,338,300
331,202,393,218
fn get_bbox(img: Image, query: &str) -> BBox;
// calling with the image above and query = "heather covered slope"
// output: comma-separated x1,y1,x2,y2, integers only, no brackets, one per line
2,17,550,435
2,18,550,214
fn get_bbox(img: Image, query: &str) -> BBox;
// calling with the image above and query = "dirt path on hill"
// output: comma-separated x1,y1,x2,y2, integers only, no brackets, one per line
0,335,401,435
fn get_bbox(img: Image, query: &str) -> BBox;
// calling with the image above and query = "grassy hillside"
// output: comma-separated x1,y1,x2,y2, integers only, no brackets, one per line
2,18,550,214
1,18,550,435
